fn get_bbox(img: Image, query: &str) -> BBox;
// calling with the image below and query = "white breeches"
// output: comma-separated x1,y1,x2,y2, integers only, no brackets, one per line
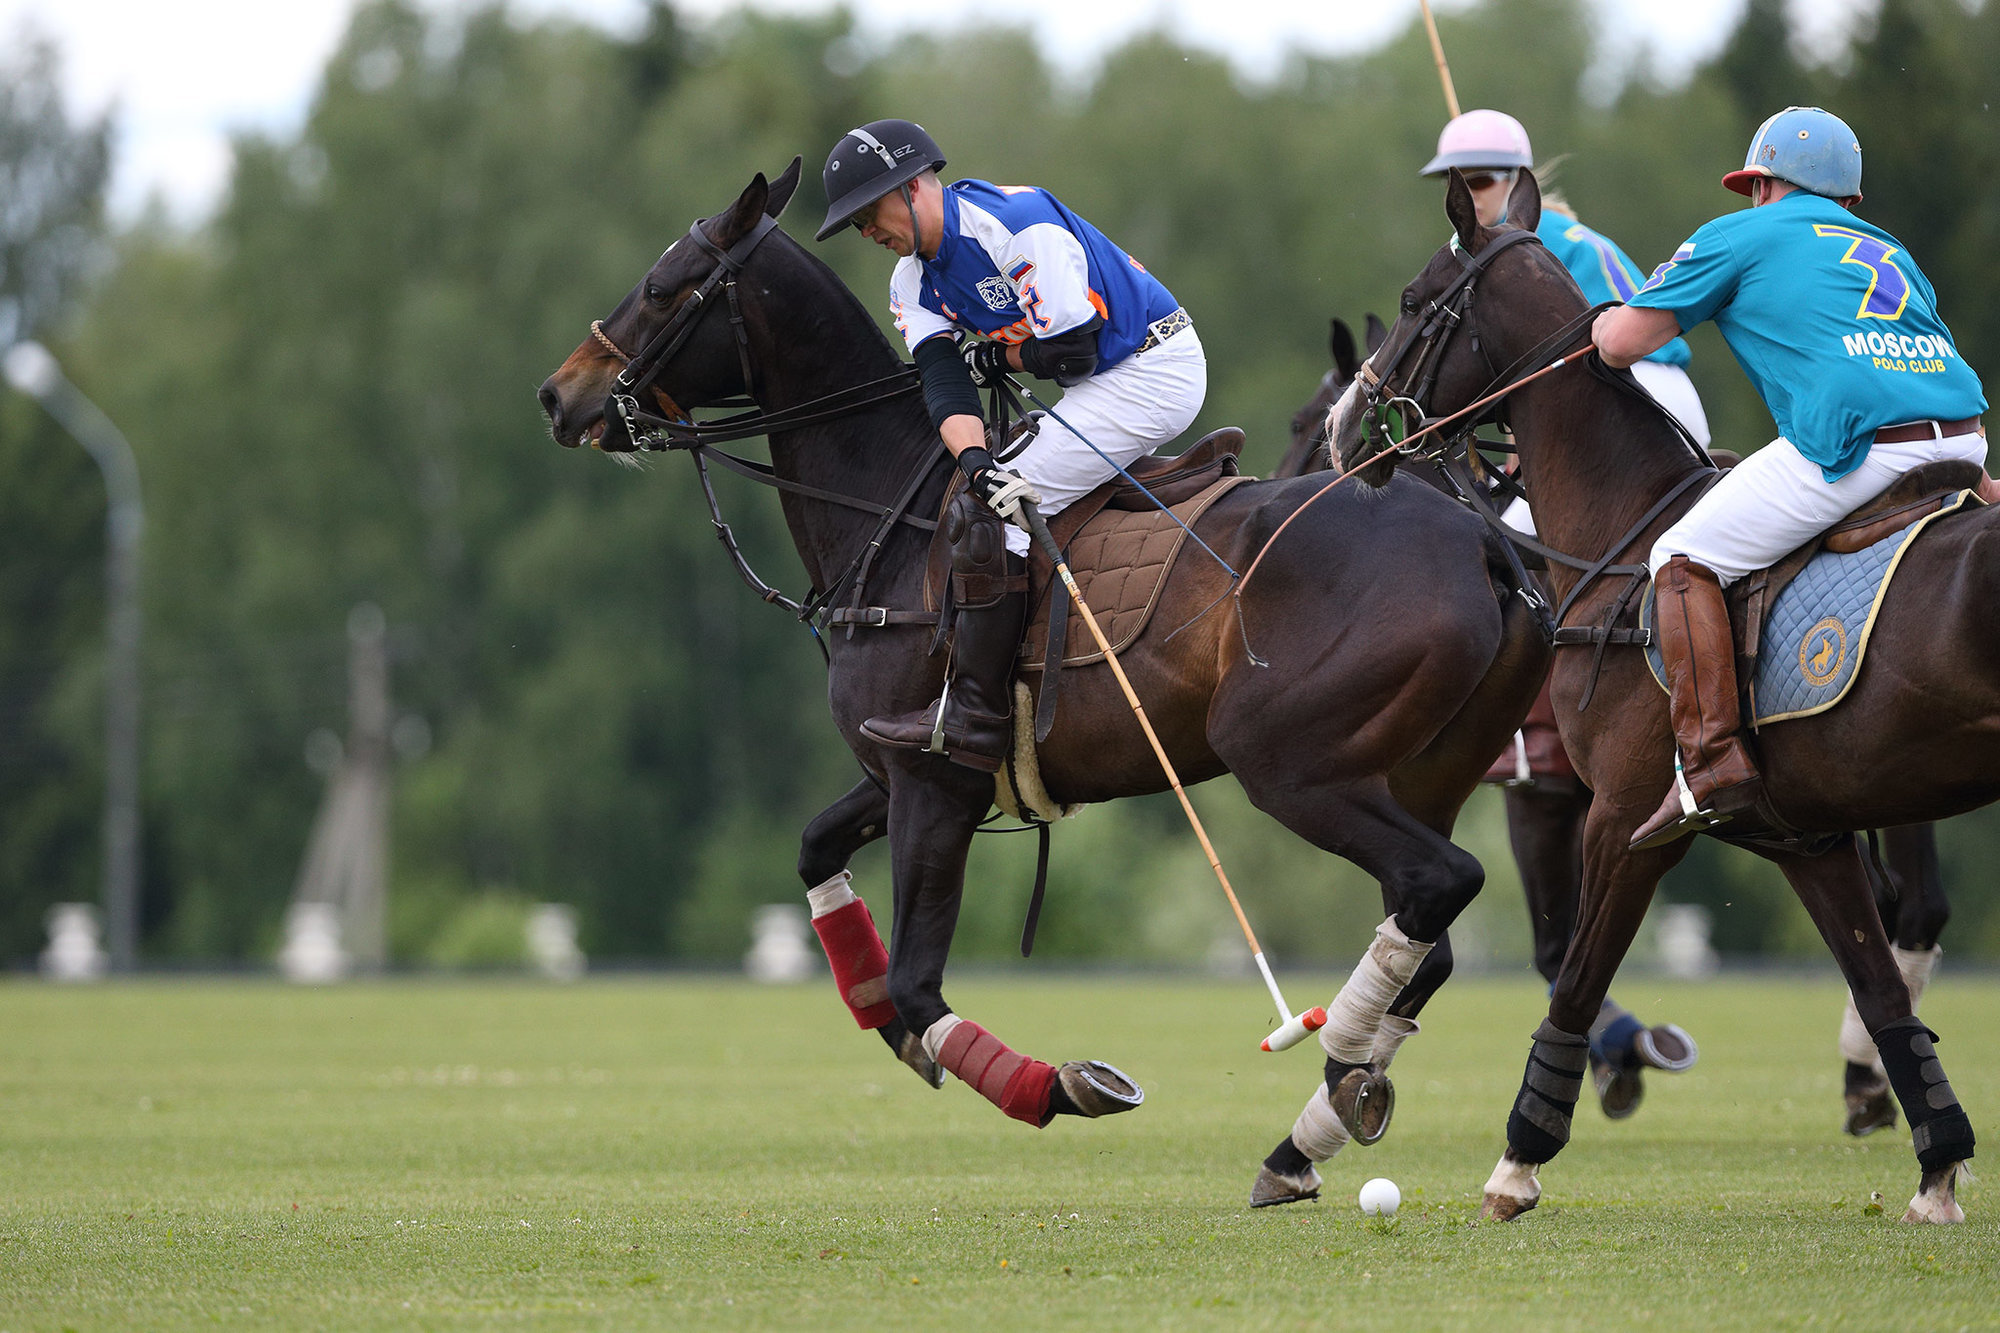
999,328,1207,556
1630,360,1711,448
1649,427,1989,586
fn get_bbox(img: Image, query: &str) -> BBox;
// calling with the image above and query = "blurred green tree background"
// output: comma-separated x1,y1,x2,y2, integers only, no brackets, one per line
3,0,1997,968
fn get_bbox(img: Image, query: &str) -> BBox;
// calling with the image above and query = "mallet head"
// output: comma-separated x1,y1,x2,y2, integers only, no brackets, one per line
1261,1006,1328,1052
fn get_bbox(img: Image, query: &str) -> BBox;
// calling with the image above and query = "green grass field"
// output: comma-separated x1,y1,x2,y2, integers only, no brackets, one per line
3,973,1998,1330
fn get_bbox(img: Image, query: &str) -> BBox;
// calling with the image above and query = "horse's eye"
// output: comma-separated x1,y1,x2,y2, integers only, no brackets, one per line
645,283,666,304
1400,291,1420,315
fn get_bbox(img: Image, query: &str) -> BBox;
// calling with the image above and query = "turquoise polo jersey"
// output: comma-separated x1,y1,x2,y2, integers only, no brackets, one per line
1629,191,1985,481
1535,210,1690,369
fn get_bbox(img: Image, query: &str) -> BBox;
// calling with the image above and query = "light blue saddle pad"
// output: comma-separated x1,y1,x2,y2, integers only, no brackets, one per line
1644,490,1977,726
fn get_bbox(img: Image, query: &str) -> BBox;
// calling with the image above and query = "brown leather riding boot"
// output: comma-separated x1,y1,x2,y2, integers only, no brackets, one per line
1629,555,1764,850
861,499,1027,773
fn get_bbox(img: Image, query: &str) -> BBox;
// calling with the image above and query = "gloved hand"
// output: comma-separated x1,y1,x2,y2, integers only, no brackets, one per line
961,340,1011,388
956,445,1042,530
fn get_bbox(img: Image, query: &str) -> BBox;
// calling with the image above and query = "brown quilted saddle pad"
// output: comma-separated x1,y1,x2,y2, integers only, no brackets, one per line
1018,473,1251,669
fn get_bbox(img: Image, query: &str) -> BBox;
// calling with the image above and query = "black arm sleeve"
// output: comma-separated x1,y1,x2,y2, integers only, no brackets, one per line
1017,316,1104,387
913,334,983,428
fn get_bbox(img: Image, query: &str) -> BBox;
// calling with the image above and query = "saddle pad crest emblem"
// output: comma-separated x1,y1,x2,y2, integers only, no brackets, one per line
1798,617,1847,688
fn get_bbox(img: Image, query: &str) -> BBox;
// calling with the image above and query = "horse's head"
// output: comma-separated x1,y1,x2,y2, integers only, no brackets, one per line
539,157,804,452
1332,167,1577,487
1277,314,1385,478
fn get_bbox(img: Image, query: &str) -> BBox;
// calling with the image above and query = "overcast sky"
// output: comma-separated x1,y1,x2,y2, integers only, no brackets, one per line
0,0,1868,224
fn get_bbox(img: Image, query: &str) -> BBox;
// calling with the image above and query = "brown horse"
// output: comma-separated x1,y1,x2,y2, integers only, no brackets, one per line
539,162,1546,1169
1334,168,1981,1224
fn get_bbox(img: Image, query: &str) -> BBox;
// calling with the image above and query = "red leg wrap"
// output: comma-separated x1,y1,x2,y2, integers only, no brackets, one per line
810,899,897,1029
939,1020,1057,1126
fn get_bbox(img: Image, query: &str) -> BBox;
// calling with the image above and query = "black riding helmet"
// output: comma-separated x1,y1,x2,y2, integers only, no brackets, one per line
814,119,946,241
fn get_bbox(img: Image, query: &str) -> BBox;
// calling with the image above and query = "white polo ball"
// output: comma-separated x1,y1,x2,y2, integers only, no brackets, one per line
1358,1177,1400,1217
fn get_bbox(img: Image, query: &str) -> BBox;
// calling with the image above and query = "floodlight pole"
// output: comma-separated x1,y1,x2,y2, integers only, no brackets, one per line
4,340,144,972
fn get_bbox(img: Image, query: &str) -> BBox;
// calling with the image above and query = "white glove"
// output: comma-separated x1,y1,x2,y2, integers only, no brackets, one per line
976,469,1042,530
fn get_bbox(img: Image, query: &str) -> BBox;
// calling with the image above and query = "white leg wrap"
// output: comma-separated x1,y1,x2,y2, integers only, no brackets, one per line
1839,992,1880,1068
1371,1014,1420,1072
1290,1083,1353,1163
1894,944,1942,1010
920,1013,963,1065
1319,917,1433,1065
1842,946,1943,1069
805,870,857,918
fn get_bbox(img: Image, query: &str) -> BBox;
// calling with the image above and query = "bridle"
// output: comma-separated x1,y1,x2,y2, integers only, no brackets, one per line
592,213,782,452
572,209,935,650
1349,225,1544,460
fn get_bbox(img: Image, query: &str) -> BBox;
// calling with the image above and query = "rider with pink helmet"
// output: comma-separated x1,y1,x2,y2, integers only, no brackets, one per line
1422,110,1710,454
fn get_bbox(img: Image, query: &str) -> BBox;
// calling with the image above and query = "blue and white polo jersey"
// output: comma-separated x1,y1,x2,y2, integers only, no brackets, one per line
888,179,1181,372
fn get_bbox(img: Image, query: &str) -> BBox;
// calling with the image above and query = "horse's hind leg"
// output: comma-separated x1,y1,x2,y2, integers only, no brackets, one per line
1776,836,1972,1222
1840,824,1948,1136
796,777,942,1087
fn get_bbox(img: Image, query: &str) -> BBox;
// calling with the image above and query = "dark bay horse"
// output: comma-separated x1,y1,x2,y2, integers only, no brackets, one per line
540,162,1546,1162
1334,167,1982,1224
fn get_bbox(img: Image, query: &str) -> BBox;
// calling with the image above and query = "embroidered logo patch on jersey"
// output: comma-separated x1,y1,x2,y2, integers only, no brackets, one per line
976,276,1015,311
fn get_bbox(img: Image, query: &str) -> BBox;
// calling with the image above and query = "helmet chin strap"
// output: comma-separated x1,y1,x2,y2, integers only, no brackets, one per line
901,181,923,257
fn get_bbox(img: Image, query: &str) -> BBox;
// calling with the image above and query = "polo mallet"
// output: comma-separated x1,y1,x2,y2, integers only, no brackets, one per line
1419,0,1462,118
1016,497,1324,1052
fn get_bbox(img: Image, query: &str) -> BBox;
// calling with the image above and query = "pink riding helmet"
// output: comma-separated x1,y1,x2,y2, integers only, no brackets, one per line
1421,109,1534,176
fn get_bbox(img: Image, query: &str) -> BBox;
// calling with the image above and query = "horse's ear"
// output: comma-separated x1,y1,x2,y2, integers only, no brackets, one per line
717,172,772,244
1330,318,1358,381
1508,168,1542,235
1364,313,1388,354
766,156,803,219
1445,168,1481,251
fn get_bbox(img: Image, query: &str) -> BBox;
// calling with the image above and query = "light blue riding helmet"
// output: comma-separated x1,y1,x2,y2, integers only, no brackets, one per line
1722,106,1863,200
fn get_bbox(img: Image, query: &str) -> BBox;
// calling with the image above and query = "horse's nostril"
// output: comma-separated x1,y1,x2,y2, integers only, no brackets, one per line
537,379,561,422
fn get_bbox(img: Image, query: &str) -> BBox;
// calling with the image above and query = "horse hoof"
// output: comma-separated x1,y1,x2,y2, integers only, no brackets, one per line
1902,1164,1967,1224
1480,1191,1539,1222
1591,1053,1644,1121
1634,1023,1698,1072
1480,1153,1541,1222
1249,1164,1321,1208
897,1030,947,1089
1843,1079,1896,1137
1331,1068,1395,1145
1057,1060,1144,1117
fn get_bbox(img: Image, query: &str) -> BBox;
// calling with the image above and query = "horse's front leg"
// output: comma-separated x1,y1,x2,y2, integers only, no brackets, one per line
1482,794,1693,1221
1779,836,1973,1223
798,776,947,1086
1840,823,1949,1136
883,757,1143,1127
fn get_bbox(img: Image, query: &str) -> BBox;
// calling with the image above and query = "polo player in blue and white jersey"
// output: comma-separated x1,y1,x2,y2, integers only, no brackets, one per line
1594,107,1990,850
817,119,1206,773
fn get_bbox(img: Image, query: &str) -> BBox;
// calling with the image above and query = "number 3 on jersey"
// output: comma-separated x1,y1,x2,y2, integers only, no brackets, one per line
1812,224,1910,321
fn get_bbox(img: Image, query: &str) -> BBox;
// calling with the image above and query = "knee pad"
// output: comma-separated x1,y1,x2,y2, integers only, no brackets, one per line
945,494,1021,609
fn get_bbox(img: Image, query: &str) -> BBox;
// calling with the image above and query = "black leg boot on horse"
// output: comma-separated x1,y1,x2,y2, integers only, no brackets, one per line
1630,555,1765,850
861,495,1027,773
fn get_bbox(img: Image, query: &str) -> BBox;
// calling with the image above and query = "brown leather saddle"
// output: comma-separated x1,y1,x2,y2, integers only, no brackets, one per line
925,427,1249,742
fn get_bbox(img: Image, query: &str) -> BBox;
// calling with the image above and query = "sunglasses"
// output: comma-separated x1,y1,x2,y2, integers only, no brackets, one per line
1461,170,1517,192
